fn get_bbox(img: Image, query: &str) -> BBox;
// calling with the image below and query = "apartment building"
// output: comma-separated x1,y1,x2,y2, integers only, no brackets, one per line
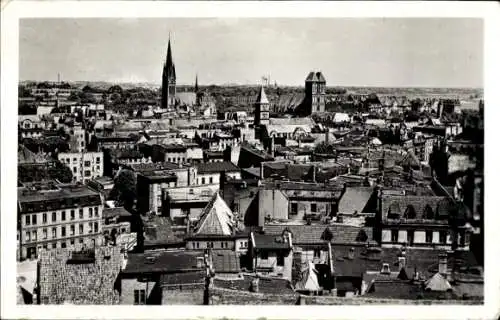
58,151,103,184
17,182,104,260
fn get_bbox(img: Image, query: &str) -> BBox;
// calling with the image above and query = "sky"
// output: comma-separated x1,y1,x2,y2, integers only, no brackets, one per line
19,18,483,88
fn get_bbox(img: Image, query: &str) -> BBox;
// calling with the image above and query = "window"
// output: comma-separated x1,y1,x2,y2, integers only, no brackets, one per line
407,230,414,245
42,213,47,224
425,231,433,243
79,239,84,244
202,177,206,185
89,208,93,218
209,177,213,184
52,228,57,238
313,249,321,258
26,232,30,242
134,289,146,305
52,243,57,249
311,203,317,213
73,167,77,173
70,210,75,220
61,211,66,221
61,227,66,237
84,170,91,177
61,242,66,248
52,212,56,222
94,222,99,233
84,160,91,167
88,222,93,233
439,231,447,244
261,251,269,260
277,254,285,266
94,207,99,217
43,229,47,240
96,157,100,164
70,225,75,236
79,224,84,234
32,231,37,241
73,157,77,162
32,214,37,225
70,239,75,246
391,229,398,242
290,203,298,215
79,209,83,219
25,215,30,226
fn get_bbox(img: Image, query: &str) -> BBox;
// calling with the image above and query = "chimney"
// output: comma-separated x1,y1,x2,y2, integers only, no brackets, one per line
260,162,265,179
438,253,448,277
347,247,355,260
325,128,329,144
269,136,275,158
398,256,406,270
380,263,391,275
251,278,260,293
312,165,317,183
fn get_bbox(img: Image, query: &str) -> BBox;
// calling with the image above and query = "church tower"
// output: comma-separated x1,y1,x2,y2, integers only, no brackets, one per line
305,71,326,115
161,36,176,109
254,85,270,126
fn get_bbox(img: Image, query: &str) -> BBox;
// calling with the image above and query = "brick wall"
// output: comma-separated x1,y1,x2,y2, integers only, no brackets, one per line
162,286,205,305
209,288,482,305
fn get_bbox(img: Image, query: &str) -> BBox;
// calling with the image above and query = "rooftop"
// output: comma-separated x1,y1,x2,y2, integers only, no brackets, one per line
122,250,205,274
140,214,183,247
196,161,240,174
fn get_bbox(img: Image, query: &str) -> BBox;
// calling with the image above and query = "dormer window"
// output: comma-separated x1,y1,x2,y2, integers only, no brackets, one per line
381,263,391,274
404,205,417,219
424,205,434,219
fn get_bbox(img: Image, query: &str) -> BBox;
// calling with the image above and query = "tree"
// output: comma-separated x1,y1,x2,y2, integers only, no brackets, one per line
110,169,137,210
48,160,73,183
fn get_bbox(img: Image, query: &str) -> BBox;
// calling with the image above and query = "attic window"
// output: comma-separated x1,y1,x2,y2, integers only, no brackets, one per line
404,205,417,219
381,263,391,274
424,205,434,219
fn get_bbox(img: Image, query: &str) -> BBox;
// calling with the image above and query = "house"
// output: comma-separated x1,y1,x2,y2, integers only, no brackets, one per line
38,246,122,304
102,207,135,250
58,151,104,184
136,214,184,252
376,191,472,250
119,250,209,305
185,192,246,251
249,230,294,280
195,161,241,187
17,182,104,260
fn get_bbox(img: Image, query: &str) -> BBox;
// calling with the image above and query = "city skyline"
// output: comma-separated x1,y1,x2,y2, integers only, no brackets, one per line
20,18,483,88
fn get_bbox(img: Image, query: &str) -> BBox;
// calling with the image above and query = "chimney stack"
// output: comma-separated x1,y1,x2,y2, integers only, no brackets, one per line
438,253,448,277
269,137,275,158
312,165,317,183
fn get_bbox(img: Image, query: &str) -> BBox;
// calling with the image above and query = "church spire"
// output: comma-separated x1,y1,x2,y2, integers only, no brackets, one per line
166,34,173,69
195,74,199,93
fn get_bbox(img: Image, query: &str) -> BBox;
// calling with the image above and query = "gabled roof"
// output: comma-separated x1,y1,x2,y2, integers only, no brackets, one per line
294,261,321,291
212,250,241,273
425,272,452,291
196,161,240,174
255,86,269,104
194,193,235,236
305,72,318,82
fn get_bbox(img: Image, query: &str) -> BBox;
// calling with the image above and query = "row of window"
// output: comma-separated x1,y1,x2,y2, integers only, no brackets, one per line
72,166,100,175
197,176,215,185
259,251,285,266
24,207,100,226
24,222,99,242
62,157,100,165
390,230,447,244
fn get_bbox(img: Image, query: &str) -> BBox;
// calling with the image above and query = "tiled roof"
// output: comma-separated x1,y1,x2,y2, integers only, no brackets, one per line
103,207,132,218
262,224,372,245
194,193,235,236
128,161,182,173
196,161,240,174
122,250,205,274
140,214,183,246
338,187,375,214
213,275,294,295
38,247,122,304
212,250,241,273
380,194,455,221
252,233,292,250
160,270,206,286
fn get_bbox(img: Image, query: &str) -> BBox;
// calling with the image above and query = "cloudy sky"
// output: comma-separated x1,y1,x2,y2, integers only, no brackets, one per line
19,18,483,87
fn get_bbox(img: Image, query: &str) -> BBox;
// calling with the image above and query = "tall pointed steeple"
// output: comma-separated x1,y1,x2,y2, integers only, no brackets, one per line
161,34,176,109
195,74,199,93
254,85,270,126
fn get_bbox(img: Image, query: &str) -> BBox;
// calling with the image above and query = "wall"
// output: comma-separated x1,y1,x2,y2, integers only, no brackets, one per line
161,285,205,305
120,277,158,305
254,249,293,281
209,288,482,305
258,189,288,225
186,240,235,251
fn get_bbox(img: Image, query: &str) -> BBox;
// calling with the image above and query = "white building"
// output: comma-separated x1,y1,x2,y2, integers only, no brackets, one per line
58,151,104,184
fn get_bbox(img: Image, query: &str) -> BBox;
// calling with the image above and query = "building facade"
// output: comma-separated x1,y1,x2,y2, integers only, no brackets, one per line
58,151,104,184
17,183,104,260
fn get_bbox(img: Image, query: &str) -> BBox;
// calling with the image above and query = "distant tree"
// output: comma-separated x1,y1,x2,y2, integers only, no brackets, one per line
110,169,137,211
48,160,73,183
18,85,32,98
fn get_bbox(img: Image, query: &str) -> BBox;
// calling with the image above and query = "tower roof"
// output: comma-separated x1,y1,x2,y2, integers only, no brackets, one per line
305,72,318,82
255,86,269,104
305,71,326,83
194,192,234,236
